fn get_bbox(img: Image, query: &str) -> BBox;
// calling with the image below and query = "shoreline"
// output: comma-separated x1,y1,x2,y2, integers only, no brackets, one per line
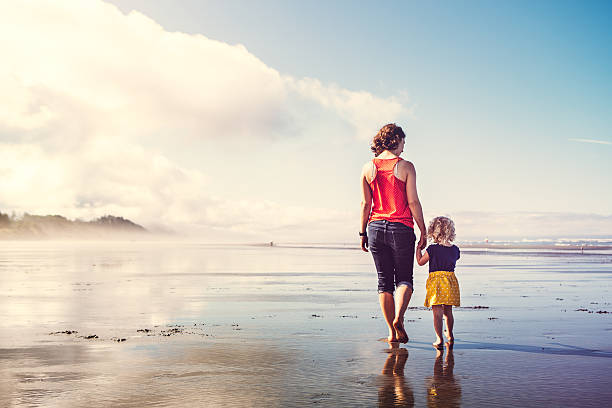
264,242,612,251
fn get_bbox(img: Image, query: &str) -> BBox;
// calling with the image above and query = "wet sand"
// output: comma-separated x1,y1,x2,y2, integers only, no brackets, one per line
1,241,611,407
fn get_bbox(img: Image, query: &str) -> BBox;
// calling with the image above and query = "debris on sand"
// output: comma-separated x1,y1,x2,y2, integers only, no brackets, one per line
160,328,182,336
48,323,215,342
461,306,489,309
311,314,322,318
340,315,358,318
49,330,77,335
596,310,610,314
575,308,589,312
81,335,98,340
488,317,499,320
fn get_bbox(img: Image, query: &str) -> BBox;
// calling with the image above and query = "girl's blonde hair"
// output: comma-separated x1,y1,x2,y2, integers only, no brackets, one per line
427,216,456,244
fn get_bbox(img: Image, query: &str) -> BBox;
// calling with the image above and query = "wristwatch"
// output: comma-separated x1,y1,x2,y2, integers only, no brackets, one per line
359,232,367,237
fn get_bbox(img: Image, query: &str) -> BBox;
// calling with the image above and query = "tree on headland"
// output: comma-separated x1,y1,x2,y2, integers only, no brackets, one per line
0,211,147,238
0,212,10,227
92,215,146,231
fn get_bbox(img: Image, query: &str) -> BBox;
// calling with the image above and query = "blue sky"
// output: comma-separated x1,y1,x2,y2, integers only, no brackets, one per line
108,1,612,212
1,1,611,241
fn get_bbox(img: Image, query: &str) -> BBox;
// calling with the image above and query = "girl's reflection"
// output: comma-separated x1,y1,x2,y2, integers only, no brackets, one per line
378,343,414,407
426,347,461,407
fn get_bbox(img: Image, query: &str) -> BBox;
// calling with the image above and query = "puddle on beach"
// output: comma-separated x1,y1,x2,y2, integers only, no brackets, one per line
1,241,611,407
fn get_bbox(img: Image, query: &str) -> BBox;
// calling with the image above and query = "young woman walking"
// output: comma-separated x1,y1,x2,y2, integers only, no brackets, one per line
360,123,426,343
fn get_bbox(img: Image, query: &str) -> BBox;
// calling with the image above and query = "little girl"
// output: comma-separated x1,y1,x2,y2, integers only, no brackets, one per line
416,216,461,349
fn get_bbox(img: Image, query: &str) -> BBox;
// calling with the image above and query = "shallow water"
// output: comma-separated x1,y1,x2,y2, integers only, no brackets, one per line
1,241,611,407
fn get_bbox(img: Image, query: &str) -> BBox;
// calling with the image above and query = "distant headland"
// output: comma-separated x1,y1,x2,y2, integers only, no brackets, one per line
0,212,148,239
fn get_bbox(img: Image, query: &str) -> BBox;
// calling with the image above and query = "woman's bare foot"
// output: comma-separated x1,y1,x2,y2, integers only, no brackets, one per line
444,330,454,344
432,338,444,349
393,320,409,343
388,329,398,343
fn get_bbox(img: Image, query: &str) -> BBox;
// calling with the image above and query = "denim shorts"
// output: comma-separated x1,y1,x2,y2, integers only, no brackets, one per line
368,220,416,293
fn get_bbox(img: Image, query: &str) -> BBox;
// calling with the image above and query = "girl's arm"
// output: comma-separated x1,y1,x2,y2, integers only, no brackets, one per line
359,163,373,252
415,246,430,266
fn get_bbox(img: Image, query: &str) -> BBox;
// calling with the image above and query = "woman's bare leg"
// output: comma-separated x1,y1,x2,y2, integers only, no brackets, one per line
392,285,412,343
379,292,397,342
432,305,444,348
443,305,454,343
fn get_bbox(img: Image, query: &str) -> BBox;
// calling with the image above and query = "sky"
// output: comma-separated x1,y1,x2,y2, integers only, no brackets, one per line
1,0,611,242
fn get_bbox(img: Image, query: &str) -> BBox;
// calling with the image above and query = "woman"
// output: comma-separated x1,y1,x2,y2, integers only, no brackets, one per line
360,123,426,343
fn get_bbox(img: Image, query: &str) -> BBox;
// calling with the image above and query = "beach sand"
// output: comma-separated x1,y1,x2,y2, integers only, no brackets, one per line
1,241,611,407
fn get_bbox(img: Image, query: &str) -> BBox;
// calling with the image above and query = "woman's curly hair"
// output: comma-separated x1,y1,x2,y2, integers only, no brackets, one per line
371,123,406,156
427,216,456,244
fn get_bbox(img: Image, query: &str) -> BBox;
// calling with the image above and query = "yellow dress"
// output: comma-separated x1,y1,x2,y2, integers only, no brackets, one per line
424,271,460,307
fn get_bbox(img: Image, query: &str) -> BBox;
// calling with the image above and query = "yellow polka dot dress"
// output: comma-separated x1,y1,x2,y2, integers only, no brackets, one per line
424,244,461,307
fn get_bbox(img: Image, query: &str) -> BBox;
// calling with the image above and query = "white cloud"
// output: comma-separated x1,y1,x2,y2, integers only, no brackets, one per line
568,138,611,145
0,0,408,238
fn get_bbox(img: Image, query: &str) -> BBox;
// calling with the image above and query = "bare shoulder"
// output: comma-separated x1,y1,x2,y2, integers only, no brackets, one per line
361,161,374,176
398,159,416,177
399,159,415,170
362,161,375,184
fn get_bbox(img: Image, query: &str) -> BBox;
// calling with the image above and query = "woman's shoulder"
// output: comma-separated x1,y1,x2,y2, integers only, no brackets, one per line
397,158,415,169
361,160,376,182
361,160,374,174
396,159,416,179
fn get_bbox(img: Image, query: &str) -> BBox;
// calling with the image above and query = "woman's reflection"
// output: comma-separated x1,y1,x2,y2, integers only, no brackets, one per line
378,343,414,407
426,346,461,407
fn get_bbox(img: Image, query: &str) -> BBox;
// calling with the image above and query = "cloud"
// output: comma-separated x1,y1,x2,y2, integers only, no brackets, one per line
1,0,407,143
0,0,408,237
568,138,612,145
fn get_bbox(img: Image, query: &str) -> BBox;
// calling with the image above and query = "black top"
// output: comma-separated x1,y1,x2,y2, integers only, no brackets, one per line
426,244,460,272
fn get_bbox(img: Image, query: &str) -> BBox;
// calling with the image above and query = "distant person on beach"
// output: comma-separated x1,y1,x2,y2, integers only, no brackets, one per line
360,123,427,343
416,216,461,349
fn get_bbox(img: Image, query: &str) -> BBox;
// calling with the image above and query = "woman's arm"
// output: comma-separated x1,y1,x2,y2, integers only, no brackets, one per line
402,161,427,250
360,163,373,252
415,246,430,266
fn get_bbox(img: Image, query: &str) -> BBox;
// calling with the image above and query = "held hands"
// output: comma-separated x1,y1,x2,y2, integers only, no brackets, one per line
417,234,426,250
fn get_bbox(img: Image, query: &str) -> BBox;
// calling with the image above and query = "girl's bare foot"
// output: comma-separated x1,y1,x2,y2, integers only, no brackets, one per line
392,321,409,343
432,340,444,350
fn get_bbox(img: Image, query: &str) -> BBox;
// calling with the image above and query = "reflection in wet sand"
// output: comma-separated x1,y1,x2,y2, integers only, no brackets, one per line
427,346,461,408
378,343,414,407
1,243,612,406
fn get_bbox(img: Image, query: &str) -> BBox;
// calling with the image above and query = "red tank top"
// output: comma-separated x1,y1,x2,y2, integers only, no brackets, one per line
368,157,414,228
